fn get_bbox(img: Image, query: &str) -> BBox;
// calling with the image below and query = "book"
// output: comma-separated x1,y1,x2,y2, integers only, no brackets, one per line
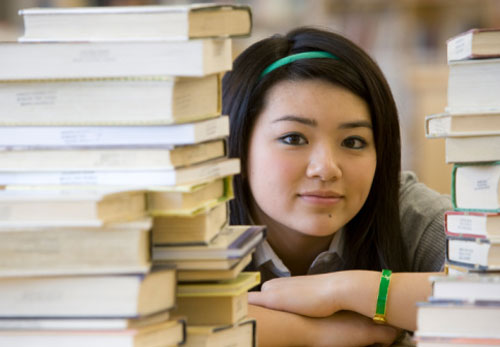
0,157,240,187
447,28,500,61
425,111,500,138
158,255,246,271
0,189,145,226
448,58,500,114
19,4,252,41
0,219,152,276
147,176,232,216
0,75,221,125
0,140,226,171
447,236,500,270
0,267,176,317
416,301,500,338
152,201,227,245
0,318,186,347
430,273,500,302
445,135,500,163
152,225,265,261
416,335,500,346
452,163,500,211
445,210,500,239
185,318,256,347
174,272,260,325
0,311,170,330
0,115,229,148
177,253,252,282
0,38,232,79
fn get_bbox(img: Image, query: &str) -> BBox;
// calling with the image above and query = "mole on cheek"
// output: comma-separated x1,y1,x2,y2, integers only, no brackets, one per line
328,214,332,218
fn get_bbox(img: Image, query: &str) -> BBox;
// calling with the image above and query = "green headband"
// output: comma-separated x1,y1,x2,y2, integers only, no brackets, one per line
259,51,338,79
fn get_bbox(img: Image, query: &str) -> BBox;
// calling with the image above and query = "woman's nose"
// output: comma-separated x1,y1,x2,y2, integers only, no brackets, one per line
305,146,342,181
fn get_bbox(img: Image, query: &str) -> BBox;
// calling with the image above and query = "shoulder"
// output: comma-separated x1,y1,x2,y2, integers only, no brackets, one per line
399,171,451,214
398,171,452,271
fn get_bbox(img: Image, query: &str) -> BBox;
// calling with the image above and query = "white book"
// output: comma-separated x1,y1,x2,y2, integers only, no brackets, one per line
453,163,500,211
447,28,500,62
0,140,226,171
0,116,229,148
431,273,500,302
0,219,152,277
0,188,146,225
425,111,500,138
445,135,500,163
0,268,176,317
0,319,185,347
19,4,252,41
0,38,231,80
448,58,500,114
0,311,170,330
0,157,240,187
0,75,220,125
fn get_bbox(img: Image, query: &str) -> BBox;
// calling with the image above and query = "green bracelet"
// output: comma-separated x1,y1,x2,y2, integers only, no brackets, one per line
373,269,392,324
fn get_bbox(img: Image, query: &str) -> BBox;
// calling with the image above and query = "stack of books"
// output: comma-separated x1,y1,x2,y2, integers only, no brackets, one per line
0,3,260,346
416,28,500,347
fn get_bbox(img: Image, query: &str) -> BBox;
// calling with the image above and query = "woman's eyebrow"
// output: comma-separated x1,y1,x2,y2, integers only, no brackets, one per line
338,120,372,129
272,115,317,127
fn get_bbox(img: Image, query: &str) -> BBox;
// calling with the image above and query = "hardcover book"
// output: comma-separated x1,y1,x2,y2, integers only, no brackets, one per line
19,4,252,41
430,273,500,302
0,140,226,172
0,38,232,80
0,218,152,276
447,28,500,62
445,135,500,163
0,318,186,347
0,157,240,187
0,74,221,125
448,58,500,114
452,162,500,212
0,267,176,317
0,115,229,148
446,236,500,270
152,201,228,245
0,188,145,226
445,210,500,239
174,272,260,325
425,111,500,138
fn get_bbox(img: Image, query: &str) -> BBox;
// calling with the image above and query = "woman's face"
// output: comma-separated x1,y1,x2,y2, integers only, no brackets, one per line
247,79,376,237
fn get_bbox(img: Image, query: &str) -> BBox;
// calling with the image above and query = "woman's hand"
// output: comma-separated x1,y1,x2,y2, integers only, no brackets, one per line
248,270,380,318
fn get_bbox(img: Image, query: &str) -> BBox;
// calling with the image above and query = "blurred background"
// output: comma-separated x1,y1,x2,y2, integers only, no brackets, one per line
2,0,500,194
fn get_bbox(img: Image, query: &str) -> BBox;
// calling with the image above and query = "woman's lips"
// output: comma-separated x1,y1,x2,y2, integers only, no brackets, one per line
298,191,343,205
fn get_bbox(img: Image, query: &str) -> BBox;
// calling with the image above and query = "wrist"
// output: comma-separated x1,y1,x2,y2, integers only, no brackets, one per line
334,270,381,318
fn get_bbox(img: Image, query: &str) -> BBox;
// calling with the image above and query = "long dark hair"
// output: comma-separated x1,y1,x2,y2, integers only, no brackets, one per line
222,27,408,272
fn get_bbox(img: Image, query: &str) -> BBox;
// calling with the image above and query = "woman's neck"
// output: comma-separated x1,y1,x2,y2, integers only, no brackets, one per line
267,225,333,276
251,206,333,276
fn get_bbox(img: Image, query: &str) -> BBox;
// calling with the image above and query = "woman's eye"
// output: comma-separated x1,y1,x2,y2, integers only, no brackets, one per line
342,136,367,149
279,133,308,145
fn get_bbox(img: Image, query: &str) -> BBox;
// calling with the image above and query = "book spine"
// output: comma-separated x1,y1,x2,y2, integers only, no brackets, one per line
445,212,488,238
452,162,500,211
446,236,492,267
447,32,473,62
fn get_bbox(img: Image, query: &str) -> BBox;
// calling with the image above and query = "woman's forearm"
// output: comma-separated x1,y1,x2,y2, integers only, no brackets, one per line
248,304,398,347
337,271,444,331
248,304,309,347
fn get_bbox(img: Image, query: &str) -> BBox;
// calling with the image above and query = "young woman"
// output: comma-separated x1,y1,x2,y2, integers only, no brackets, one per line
222,27,451,346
